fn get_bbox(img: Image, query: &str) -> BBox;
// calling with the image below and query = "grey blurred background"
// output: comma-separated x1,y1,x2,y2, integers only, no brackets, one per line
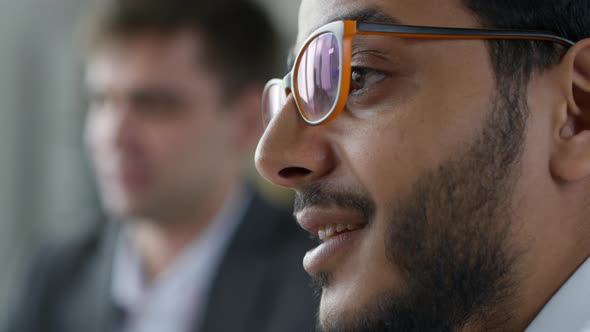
0,0,300,320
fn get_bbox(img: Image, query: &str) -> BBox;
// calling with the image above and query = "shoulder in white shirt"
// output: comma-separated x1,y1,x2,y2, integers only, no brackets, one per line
526,258,590,332
111,186,251,332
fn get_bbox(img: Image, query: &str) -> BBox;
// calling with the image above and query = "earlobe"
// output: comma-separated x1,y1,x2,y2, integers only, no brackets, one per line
551,38,590,182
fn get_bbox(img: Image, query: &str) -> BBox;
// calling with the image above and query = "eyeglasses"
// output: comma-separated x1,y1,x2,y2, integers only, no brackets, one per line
262,20,575,127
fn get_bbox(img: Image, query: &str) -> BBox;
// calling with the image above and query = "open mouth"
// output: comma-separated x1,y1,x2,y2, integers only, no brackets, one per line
318,223,364,242
296,209,368,274
303,224,366,274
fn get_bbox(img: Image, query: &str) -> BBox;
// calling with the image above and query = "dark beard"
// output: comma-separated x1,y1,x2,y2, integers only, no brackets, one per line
311,90,528,332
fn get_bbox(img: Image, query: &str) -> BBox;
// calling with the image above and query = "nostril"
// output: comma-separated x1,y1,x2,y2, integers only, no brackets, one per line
278,167,311,179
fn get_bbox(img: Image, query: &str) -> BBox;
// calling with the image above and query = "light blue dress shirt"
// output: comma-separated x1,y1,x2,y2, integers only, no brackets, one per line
526,258,590,332
110,186,251,332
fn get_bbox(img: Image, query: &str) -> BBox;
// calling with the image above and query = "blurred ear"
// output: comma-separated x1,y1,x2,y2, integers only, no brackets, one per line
228,84,264,154
551,38,590,182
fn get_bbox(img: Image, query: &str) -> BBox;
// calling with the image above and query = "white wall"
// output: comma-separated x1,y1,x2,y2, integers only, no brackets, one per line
0,0,99,322
257,0,300,46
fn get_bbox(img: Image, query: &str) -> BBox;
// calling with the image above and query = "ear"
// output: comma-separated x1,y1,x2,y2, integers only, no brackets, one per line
227,83,264,154
550,38,590,182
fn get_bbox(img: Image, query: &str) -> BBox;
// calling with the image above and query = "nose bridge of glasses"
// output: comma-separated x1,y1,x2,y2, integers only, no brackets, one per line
282,72,293,95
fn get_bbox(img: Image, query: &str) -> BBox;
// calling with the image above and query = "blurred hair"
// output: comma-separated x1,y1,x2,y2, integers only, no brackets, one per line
463,0,589,84
457,0,590,131
85,0,280,100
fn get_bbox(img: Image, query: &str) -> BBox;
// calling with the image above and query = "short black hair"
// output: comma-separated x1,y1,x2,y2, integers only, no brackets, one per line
86,0,279,100
463,0,589,83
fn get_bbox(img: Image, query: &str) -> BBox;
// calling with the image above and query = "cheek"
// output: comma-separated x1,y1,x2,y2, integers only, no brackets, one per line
340,116,429,215
340,104,490,220
150,119,224,171
84,112,113,156
150,127,202,162
333,44,496,218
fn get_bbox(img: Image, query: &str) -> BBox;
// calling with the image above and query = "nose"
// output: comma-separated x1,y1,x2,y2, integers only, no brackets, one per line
112,107,138,150
255,95,336,189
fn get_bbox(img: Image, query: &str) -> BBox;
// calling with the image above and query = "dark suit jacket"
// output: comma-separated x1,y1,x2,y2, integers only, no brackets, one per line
3,190,318,332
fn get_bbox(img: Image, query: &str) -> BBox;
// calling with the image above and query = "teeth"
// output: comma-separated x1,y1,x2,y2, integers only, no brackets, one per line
347,224,361,231
326,225,335,237
317,224,363,241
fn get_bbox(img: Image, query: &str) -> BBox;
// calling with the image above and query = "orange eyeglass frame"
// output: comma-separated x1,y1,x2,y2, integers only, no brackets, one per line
265,20,575,126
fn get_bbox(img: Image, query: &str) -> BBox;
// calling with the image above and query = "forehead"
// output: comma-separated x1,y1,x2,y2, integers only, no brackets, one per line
99,32,201,65
296,0,478,46
86,31,209,87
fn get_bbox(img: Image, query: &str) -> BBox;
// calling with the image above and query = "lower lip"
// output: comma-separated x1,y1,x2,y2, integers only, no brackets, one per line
303,229,364,274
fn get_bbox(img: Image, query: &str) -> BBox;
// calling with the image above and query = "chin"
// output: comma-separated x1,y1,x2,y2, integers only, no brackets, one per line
316,283,375,330
317,299,369,332
314,271,410,332
103,196,145,219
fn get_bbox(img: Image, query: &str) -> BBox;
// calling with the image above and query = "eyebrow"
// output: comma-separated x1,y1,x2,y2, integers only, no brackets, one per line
286,8,401,69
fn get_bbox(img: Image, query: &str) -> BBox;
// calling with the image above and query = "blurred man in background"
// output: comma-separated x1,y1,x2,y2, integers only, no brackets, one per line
3,0,316,331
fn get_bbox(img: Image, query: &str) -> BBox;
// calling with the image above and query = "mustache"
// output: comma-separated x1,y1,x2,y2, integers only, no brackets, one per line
293,182,376,223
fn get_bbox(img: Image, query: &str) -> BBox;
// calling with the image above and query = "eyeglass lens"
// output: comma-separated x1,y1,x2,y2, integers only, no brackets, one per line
295,33,340,123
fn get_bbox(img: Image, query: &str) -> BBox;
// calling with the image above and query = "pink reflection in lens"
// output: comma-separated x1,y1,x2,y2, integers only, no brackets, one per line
296,33,340,123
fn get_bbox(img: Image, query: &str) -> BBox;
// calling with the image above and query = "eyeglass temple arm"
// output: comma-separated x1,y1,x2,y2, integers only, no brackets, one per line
357,22,575,47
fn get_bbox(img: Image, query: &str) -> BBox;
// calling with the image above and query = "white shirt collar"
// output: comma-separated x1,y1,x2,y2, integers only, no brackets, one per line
526,258,590,332
111,185,251,332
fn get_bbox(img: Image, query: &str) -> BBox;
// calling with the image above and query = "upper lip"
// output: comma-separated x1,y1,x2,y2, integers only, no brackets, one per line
295,207,368,235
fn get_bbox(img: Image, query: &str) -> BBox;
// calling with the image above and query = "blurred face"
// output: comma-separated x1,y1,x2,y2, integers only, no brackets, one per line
255,0,539,331
86,31,238,222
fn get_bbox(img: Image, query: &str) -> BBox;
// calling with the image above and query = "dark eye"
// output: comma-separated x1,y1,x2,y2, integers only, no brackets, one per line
350,67,387,95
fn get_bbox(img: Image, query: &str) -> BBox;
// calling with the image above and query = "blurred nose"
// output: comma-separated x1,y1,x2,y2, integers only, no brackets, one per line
112,107,138,150
255,96,336,190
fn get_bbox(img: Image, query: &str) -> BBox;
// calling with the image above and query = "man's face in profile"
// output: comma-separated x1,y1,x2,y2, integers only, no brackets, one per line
255,0,559,330
85,31,238,222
